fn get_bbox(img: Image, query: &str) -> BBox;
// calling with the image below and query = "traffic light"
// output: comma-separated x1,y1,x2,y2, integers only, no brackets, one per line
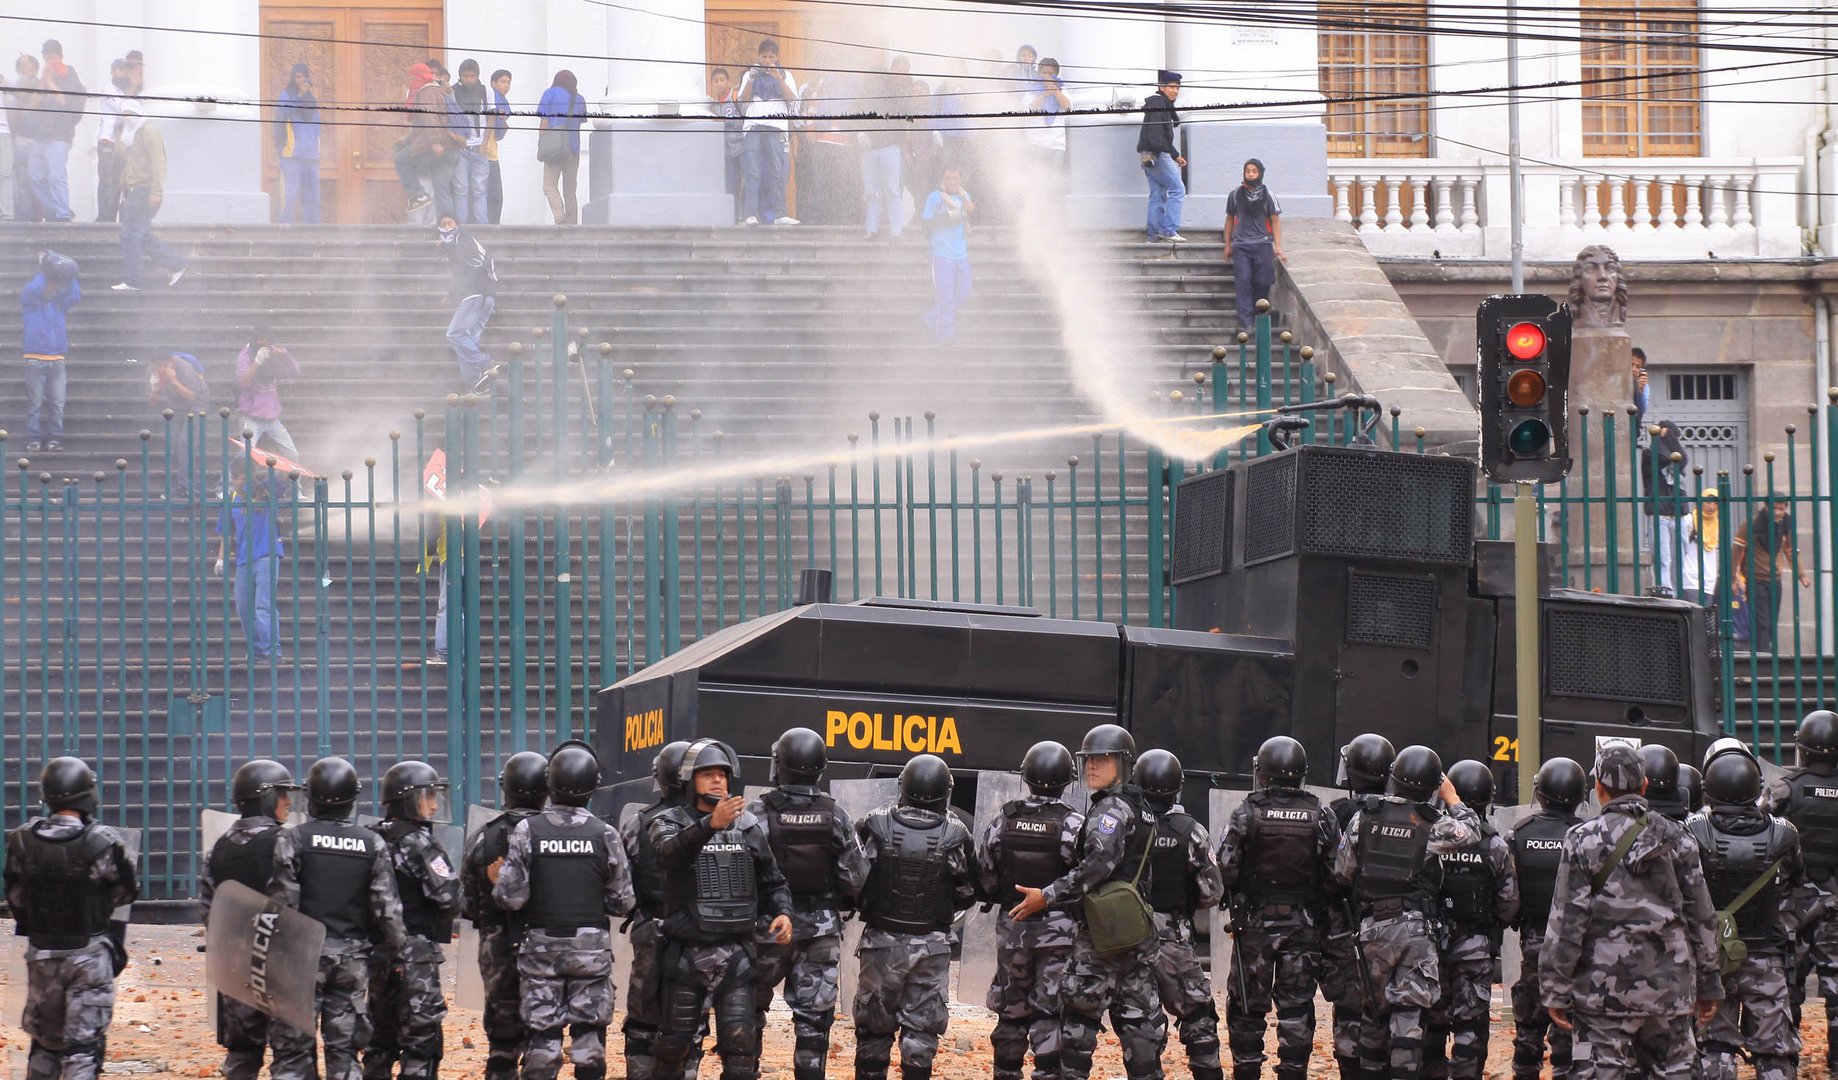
1477,294,1572,484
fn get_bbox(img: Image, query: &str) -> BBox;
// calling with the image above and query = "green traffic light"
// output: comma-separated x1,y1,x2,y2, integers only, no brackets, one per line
1508,418,1550,456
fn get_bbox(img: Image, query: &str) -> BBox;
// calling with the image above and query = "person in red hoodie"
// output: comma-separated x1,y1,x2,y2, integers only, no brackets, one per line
393,62,458,217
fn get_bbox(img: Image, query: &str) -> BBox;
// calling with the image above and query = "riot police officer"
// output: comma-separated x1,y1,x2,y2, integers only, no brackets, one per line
491,741,637,1080
1505,756,1585,1080
363,761,461,1080
1677,763,1704,817
1324,732,1395,1080
1331,745,1482,1080
460,751,547,1080
649,739,793,1080
1762,709,1838,1062
3,757,139,1080
1009,723,1166,1080
977,740,1083,1080
1216,736,1337,1080
620,740,698,1080
748,728,869,1080
1691,739,1803,1080
1640,745,1689,822
200,760,300,1080
1137,749,1225,1080
1424,760,1518,1080
268,757,407,1080
853,754,977,1080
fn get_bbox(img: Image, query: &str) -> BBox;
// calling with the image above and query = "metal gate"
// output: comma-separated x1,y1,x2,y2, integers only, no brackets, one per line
1653,368,1749,478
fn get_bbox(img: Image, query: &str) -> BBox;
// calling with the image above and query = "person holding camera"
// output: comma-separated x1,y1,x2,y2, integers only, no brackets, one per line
736,40,801,226
275,63,322,223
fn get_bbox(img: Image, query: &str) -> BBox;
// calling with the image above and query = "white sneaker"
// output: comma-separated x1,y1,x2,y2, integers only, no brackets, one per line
1165,232,1191,243
744,216,760,225
110,282,140,291
774,216,800,225
168,267,187,286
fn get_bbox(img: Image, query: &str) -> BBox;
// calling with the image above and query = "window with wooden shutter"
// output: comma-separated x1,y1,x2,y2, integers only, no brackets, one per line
1319,1,1432,158
1581,0,1702,156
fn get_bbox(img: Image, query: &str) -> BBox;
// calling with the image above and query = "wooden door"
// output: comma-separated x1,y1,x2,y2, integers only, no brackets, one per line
261,2,444,223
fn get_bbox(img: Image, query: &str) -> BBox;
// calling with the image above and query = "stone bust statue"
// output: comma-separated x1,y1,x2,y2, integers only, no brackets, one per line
1568,245,1627,329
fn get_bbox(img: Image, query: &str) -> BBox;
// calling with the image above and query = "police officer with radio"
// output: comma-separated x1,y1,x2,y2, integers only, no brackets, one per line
1762,709,1838,1065
1216,735,1338,1080
853,754,977,1080
649,738,794,1080
1324,732,1395,1080
621,740,699,1080
1331,745,1482,1080
268,757,407,1080
460,751,547,1080
4,757,139,1080
200,760,300,1080
1009,723,1167,1080
492,740,637,1080
1640,745,1689,823
1691,739,1802,1080
1137,749,1225,1080
1425,760,1517,1080
1506,756,1585,1080
364,761,462,1080
978,740,1083,1080
749,728,869,1080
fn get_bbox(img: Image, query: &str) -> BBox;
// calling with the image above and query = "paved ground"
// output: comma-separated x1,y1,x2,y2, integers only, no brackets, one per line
1,923,1831,1078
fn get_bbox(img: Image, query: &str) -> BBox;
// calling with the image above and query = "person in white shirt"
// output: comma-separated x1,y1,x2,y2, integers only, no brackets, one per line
95,58,131,223
735,39,801,225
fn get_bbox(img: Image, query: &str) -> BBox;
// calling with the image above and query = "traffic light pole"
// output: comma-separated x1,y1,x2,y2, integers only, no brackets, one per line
1507,0,1525,292
1515,482,1540,801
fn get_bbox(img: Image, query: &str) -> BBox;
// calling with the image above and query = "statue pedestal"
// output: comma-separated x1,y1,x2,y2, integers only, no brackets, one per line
1565,328,1643,592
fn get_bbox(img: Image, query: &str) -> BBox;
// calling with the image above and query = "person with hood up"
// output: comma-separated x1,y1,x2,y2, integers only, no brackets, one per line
275,62,322,223
109,104,188,292
408,61,462,222
537,70,585,225
1223,158,1284,331
20,249,79,452
1538,743,1721,1078
439,213,497,390
1135,70,1186,244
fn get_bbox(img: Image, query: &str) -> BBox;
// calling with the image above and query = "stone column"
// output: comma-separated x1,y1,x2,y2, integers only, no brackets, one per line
1567,327,1642,590
1060,9,1165,228
143,0,268,222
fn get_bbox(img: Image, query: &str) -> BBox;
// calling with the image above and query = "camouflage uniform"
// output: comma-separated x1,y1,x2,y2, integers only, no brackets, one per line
853,804,977,1080
1761,762,1838,1064
1046,784,1167,1080
1146,803,1226,1080
461,806,538,1080
1505,806,1582,1080
3,815,138,1080
363,820,462,1080
618,800,701,1080
267,815,408,1080
976,794,1084,1080
1539,792,1722,1080
1331,795,1483,1080
1423,814,1518,1080
199,814,285,1080
1323,790,1382,1079
1686,803,1802,1080
1217,786,1340,1080
493,804,637,1080
748,784,871,1080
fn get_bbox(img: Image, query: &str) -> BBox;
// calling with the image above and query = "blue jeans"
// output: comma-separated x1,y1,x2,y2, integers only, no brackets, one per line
28,139,71,221
1232,242,1278,327
23,358,66,441
487,160,504,224
923,256,973,342
742,128,789,221
279,157,321,223
861,144,903,236
447,294,496,385
454,147,489,226
121,184,186,287
1144,152,1185,239
234,555,279,659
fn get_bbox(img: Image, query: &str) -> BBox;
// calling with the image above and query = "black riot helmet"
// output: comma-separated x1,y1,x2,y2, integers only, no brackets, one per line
1532,757,1587,813
547,740,602,808
1254,736,1307,788
1021,741,1075,797
1702,736,1757,773
1447,759,1494,815
1077,724,1136,784
1638,744,1681,797
1337,733,1396,792
1703,747,1763,806
1797,710,1838,767
1135,749,1183,807
1678,764,1704,813
232,759,299,819
499,751,549,811
772,727,828,786
40,757,98,817
382,760,451,822
899,754,954,811
1388,745,1444,802
305,756,361,818
679,739,741,810
653,740,691,799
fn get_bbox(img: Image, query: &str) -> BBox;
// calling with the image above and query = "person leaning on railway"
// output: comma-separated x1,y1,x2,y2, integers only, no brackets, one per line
1506,756,1587,1080
1009,723,1167,1080
1424,760,1519,1080
1760,709,1838,1068
1538,743,1721,1080
1322,732,1395,1080
1215,736,1338,1080
1136,749,1226,1080
1330,745,1481,1080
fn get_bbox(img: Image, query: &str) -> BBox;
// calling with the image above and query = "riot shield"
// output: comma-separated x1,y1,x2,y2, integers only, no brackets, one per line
1490,804,1526,994
956,770,1025,1007
1,922,22,1036
1207,788,1251,1001
205,879,328,1032
612,802,645,1015
453,803,497,1013
828,778,901,1019
114,827,141,922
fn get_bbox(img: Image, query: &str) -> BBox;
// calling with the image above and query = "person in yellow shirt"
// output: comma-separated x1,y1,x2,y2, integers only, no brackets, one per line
109,105,187,291
487,69,512,224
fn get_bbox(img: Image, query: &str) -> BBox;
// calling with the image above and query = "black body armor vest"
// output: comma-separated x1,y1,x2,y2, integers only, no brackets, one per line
523,813,611,934
1147,812,1199,915
994,799,1073,906
296,817,379,942
372,818,452,942
682,828,757,935
1510,812,1578,932
209,820,282,897
15,820,117,949
631,802,673,918
1689,812,1794,942
1241,788,1324,905
1437,821,1497,932
761,789,840,902
865,808,956,934
1784,767,1838,880
1354,798,1441,916
466,809,535,925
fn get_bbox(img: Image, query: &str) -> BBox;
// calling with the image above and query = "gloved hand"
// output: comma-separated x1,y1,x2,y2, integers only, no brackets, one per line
107,921,129,974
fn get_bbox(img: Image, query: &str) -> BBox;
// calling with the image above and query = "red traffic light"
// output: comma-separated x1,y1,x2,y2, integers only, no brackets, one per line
1505,322,1547,360
1507,369,1547,407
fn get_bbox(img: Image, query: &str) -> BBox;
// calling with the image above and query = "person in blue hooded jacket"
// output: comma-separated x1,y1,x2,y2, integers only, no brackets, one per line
20,250,79,452
274,63,322,223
